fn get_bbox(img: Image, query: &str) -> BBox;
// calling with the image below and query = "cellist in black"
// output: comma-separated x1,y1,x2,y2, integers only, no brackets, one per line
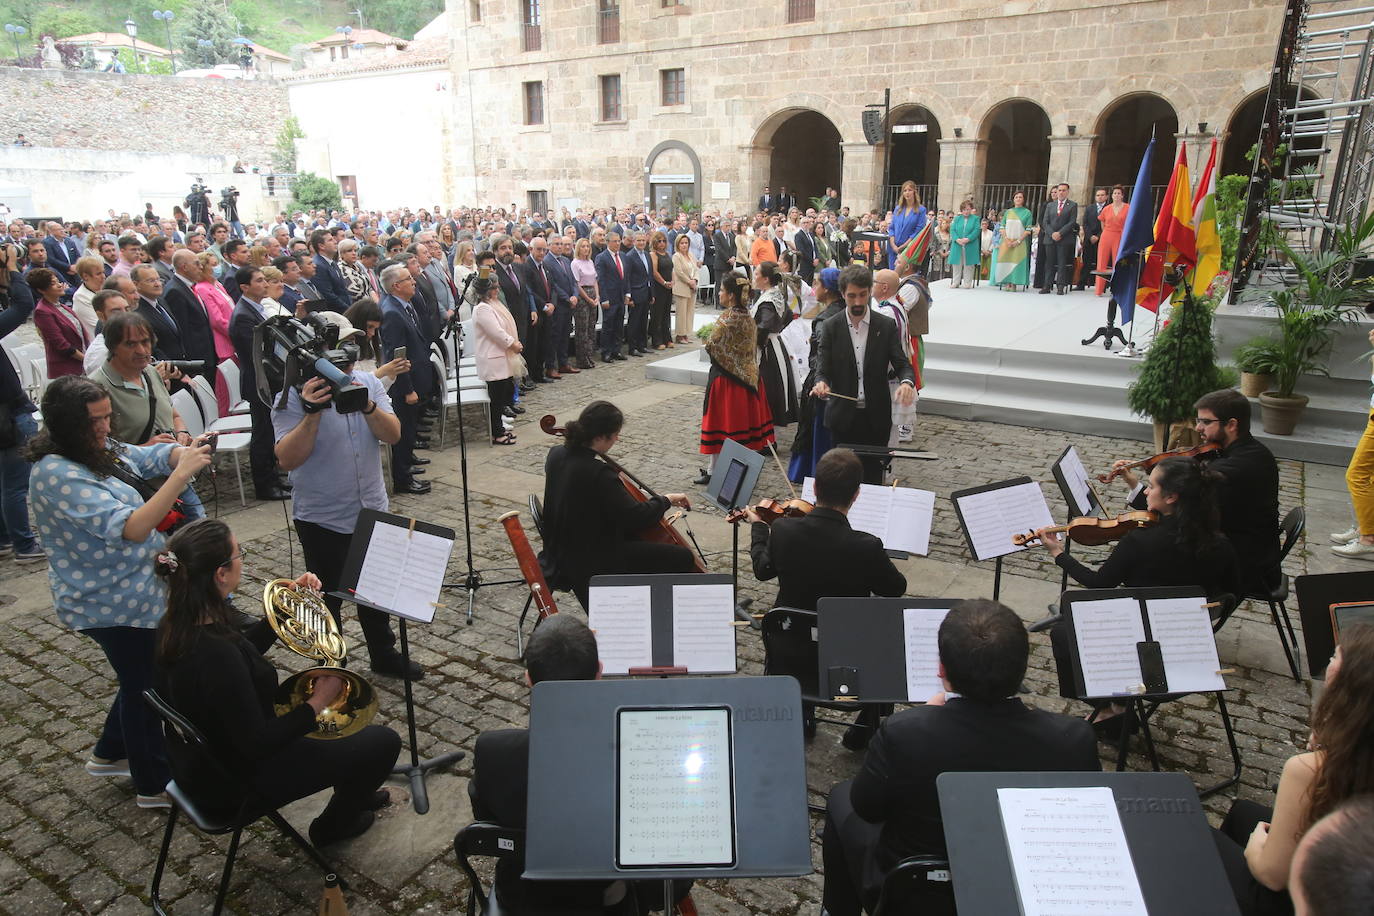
539,400,697,609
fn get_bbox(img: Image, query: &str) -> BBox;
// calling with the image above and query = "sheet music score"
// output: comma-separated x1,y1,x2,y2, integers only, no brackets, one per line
1072,597,1147,697
672,583,737,673
955,481,1055,561
589,586,653,675
997,787,1148,916
1055,446,1098,517
352,520,454,623
801,478,936,555
902,607,952,702
1145,597,1226,693
617,708,735,867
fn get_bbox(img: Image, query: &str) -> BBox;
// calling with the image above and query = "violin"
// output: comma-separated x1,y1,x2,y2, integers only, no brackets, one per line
1096,443,1220,484
1012,510,1159,548
541,415,708,573
725,497,815,525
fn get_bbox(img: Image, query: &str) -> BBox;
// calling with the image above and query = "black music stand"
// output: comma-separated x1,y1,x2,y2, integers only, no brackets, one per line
1081,270,1132,350
1048,444,1106,595
524,677,811,910
1061,587,1242,797
1294,570,1374,679
816,597,966,705
587,573,738,676
703,438,766,616
951,477,1054,601
331,508,465,815
938,771,1240,916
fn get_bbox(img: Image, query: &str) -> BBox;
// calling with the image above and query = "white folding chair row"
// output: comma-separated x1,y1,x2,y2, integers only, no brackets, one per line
697,264,714,303
11,343,46,399
186,375,253,506
216,358,250,416
435,353,491,448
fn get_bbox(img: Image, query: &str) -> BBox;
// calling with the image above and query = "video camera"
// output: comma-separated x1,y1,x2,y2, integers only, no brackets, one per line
162,359,207,377
220,186,239,201
253,314,368,414
189,182,208,196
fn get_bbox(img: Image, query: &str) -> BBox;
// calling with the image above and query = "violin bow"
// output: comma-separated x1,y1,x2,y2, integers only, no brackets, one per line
765,442,799,501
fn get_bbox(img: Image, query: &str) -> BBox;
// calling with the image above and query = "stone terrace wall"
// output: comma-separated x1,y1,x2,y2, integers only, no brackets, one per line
0,67,290,164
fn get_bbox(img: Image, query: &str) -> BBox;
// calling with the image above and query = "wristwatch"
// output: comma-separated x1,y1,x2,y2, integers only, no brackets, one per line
362,400,377,416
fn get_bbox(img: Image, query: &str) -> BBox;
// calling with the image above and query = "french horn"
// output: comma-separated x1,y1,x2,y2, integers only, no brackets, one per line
263,578,378,739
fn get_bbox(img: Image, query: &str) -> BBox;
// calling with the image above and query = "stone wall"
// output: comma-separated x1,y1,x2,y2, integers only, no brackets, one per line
0,67,290,164
445,0,1288,214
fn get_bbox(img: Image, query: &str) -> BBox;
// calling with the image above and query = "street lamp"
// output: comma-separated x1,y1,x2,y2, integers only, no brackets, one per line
124,18,138,67
4,23,27,61
152,10,175,73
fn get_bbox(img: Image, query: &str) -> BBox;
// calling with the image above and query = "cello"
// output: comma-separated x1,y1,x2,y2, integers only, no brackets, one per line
540,415,708,573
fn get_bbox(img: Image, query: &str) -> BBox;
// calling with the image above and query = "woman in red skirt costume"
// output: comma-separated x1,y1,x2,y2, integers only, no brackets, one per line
694,271,776,484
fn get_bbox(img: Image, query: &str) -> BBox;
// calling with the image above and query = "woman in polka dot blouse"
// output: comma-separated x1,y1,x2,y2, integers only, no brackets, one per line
27,376,212,808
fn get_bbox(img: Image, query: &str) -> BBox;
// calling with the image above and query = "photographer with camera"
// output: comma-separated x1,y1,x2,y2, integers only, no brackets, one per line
220,187,242,239
270,316,422,680
185,183,211,231
228,267,290,501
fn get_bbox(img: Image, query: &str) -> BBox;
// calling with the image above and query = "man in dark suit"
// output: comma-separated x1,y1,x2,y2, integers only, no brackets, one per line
130,265,189,362
546,235,580,375
821,599,1100,916
309,229,351,310
778,186,795,214
712,218,736,306
758,186,775,214
163,249,219,386
377,263,434,495
595,232,630,362
793,215,819,284
219,238,251,302
491,233,531,374
1039,182,1078,295
42,220,82,291
521,236,560,381
1079,187,1107,291
811,264,916,484
227,266,289,501
404,247,442,345
622,231,653,356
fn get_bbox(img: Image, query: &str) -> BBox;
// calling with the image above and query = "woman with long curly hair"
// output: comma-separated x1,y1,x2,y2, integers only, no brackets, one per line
1213,623,1374,914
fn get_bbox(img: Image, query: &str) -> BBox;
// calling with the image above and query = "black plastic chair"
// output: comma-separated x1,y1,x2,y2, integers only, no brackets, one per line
1243,507,1305,681
528,494,545,539
760,607,887,736
143,689,342,915
454,822,606,916
870,855,955,916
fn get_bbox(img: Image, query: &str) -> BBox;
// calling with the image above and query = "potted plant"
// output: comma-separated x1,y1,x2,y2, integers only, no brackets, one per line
1249,288,1350,434
1233,335,1280,397
1128,283,1231,451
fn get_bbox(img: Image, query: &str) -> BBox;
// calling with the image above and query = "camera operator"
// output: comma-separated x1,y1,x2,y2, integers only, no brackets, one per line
220,187,242,239
270,326,423,680
185,182,211,231
228,267,290,502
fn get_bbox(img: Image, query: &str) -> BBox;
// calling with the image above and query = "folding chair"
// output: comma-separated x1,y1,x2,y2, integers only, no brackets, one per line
215,359,250,416
143,689,343,916
455,822,606,916
179,377,252,506
1241,507,1305,680
870,855,955,916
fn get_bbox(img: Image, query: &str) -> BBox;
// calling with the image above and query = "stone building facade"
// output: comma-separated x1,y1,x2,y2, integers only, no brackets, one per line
444,0,1287,215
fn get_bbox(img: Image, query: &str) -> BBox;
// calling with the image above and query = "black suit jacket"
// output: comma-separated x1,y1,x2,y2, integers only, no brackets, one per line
793,230,817,282
162,274,218,375
412,272,441,343
1041,198,1079,239
848,698,1099,881
759,194,774,213
712,230,735,274
539,444,670,594
622,246,652,306
311,254,351,310
521,256,557,315
749,508,905,610
228,298,266,403
495,260,528,330
378,293,435,399
1082,201,1105,242
814,310,915,439
136,297,188,361
593,248,628,308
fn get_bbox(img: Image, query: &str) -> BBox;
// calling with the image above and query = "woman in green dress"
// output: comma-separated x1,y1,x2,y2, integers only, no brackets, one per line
948,199,982,288
993,190,1033,290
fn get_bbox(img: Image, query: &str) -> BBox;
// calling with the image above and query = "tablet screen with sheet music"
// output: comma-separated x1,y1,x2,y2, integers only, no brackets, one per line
615,707,736,868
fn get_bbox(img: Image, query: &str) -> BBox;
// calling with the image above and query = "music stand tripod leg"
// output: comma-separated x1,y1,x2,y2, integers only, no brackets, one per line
390,619,466,815
1199,691,1244,798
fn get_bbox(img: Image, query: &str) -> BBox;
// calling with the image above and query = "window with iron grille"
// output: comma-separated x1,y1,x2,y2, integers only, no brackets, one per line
598,0,620,43
661,68,685,106
521,0,542,51
785,0,815,23
599,74,622,121
523,81,545,125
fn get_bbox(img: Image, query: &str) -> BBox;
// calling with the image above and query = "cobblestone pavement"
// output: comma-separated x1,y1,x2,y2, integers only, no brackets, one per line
0,333,1319,914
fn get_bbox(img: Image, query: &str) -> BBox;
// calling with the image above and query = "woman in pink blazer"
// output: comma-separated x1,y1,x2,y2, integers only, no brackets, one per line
193,251,237,414
29,269,90,379
471,273,522,445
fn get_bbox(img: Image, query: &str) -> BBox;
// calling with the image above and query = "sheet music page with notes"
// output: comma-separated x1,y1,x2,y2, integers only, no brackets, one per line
1072,597,1147,697
353,521,453,623
955,481,1055,561
997,787,1148,916
617,708,735,867
1145,597,1226,693
589,586,653,675
800,478,935,555
672,583,737,673
902,607,952,701
1056,446,1097,517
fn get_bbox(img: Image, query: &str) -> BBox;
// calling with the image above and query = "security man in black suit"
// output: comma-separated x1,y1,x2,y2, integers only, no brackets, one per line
758,186,775,214
712,218,736,307
810,264,916,484
821,599,1100,916
1039,182,1078,295
1079,187,1108,291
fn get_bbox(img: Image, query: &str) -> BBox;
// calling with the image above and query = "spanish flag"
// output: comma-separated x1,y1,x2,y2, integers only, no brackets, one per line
1137,144,1197,312
899,220,933,266
1191,137,1221,296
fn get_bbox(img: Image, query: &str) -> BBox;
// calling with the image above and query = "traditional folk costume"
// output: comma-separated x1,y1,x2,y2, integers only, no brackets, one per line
700,307,775,455
993,205,1034,289
753,286,798,427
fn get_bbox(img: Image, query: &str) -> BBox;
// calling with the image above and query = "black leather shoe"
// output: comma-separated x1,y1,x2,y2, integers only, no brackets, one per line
841,724,873,751
613,352,628,361
411,456,431,465
396,480,431,494
310,810,375,848
370,654,426,680
502,406,517,418
417,423,434,433
255,487,291,501
274,478,293,492
536,376,553,384
510,404,526,414
413,437,432,448
1038,288,1052,295
410,467,426,475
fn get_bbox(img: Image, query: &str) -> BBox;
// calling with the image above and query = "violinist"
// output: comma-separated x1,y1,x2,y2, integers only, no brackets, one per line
749,448,906,747
539,400,696,609
1035,458,1239,735
1108,389,1279,595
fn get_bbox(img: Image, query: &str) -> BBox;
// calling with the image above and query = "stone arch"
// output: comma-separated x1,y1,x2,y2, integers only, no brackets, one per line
1080,74,1200,136
755,108,844,208
1090,92,1179,191
979,98,1052,188
750,93,854,147
643,139,702,211
884,103,943,209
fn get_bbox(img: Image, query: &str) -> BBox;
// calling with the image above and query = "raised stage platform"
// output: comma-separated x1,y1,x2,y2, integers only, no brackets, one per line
648,280,1370,466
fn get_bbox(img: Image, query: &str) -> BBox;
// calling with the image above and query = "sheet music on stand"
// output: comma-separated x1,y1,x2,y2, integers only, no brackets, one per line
951,477,1055,561
1068,590,1227,697
588,574,737,675
902,607,953,702
1051,445,1104,518
800,478,935,555
341,509,456,623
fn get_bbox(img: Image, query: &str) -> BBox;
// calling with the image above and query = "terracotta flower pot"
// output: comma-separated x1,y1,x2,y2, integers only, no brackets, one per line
1240,372,1272,398
1258,391,1309,436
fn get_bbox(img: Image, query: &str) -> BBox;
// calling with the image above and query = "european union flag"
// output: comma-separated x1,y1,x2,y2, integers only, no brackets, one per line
1109,138,1157,327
